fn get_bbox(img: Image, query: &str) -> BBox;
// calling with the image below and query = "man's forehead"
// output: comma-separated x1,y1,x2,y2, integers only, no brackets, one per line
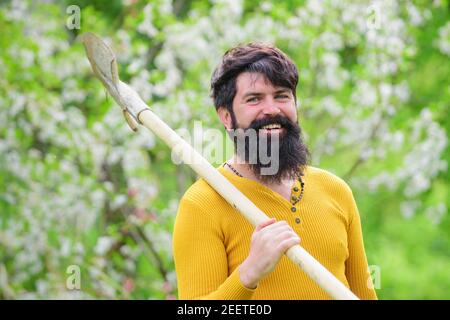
236,72,288,92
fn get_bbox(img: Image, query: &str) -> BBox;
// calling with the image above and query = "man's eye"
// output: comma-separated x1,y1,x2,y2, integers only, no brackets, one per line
276,94,289,99
247,97,259,103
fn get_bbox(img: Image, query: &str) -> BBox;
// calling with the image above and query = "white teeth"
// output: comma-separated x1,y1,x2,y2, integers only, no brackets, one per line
261,123,281,129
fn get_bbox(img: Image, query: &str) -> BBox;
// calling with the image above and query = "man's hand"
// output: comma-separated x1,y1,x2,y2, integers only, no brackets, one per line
239,218,301,289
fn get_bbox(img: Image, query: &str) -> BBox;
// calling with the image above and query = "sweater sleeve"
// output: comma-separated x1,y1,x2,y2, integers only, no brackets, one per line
344,191,378,300
173,197,256,300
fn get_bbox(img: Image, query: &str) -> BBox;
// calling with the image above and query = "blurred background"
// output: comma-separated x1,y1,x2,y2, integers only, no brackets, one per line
0,0,449,299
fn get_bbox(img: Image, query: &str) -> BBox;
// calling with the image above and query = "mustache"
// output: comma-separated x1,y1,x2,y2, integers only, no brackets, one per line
248,115,296,131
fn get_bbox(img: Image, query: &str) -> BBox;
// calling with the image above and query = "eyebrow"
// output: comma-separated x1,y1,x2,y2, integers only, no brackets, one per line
241,89,291,100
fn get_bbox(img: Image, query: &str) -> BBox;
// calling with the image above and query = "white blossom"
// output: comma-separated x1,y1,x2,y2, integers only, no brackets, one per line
400,200,421,219
425,203,447,225
94,237,115,256
138,4,158,38
434,21,450,57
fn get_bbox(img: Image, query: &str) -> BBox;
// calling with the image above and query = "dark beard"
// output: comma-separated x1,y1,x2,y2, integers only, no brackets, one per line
230,114,310,184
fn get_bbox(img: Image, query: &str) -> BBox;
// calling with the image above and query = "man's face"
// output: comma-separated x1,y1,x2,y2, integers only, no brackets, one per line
218,72,309,183
224,72,298,131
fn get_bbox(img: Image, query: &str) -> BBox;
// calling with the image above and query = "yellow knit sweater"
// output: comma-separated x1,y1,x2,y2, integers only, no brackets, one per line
173,165,377,300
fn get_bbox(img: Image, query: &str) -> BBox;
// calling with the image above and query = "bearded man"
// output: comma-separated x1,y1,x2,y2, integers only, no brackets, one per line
173,43,377,300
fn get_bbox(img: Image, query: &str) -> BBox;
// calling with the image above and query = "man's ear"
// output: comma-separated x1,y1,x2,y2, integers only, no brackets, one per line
217,107,233,130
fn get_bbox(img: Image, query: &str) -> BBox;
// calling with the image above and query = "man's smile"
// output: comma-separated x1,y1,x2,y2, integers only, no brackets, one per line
257,122,285,135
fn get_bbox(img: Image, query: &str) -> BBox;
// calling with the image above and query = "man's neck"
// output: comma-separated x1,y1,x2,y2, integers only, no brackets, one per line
226,156,295,200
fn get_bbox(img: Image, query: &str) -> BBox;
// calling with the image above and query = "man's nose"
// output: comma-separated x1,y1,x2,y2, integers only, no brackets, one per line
261,98,281,116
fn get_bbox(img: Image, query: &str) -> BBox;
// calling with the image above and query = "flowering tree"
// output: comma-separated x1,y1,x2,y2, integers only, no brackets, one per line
0,0,448,299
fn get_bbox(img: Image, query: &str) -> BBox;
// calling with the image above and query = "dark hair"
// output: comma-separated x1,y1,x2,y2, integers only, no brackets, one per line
210,42,299,112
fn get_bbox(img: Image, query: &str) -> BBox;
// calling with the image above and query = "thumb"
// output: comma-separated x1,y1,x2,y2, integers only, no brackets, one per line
255,218,276,232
